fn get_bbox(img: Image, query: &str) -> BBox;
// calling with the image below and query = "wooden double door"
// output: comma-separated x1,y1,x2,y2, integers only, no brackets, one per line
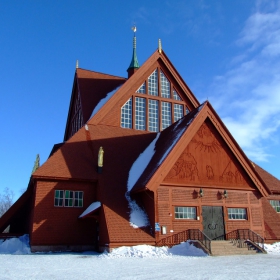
202,206,225,240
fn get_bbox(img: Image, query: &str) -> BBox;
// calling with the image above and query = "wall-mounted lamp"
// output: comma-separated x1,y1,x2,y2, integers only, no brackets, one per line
222,189,228,199
198,188,204,198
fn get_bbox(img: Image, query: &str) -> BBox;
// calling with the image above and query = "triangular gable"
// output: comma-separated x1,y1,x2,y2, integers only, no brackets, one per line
64,69,126,141
131,101,270,197
87,49,200,127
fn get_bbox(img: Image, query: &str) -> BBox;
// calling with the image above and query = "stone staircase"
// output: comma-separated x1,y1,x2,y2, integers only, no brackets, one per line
211,240,261,256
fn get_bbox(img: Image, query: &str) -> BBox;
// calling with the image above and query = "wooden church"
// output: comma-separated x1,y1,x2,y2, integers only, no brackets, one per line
1,31,280,253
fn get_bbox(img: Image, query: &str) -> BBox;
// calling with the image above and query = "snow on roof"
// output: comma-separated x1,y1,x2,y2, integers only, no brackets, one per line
79,201,101,218
127,133,160,192
89,85,122,120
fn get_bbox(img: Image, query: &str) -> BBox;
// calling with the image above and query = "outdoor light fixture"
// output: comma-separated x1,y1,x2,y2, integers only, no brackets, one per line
199,188,204,198
223,190,228,199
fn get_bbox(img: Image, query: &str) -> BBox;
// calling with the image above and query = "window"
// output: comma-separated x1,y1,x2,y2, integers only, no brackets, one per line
74,191,83,207
174,104,184,122
137,82,146,94
161,101,171,130
175,206,196,219
54,190,83,208
148,69,158,96
270,200,280,213
54,190,64,207
160,71,170,98
135,97,146,130
64,190,73,207
173,90,182,101
228,208,247,220
121,98,132,128
148,100,159,132
120,68,190,131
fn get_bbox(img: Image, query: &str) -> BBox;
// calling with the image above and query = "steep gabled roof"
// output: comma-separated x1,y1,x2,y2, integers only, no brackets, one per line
88,49,200,126
64,69,126,141
131,101,270,197
253,163,280,194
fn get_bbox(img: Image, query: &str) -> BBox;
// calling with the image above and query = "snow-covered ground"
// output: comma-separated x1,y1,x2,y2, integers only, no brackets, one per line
1,235,280,280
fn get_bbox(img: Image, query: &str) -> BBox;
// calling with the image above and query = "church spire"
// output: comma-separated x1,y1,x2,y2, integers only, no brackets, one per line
127,26,140,78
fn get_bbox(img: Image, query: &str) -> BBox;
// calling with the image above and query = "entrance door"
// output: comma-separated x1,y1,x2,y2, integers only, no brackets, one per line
202,206,225,240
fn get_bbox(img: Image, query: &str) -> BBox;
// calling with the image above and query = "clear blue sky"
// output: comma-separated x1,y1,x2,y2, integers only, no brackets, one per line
1,0,279,200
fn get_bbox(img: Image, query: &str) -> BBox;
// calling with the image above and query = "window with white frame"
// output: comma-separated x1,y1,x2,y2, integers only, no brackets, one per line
121,98,132,128
120,68,190,131
160,71,170,98
54,190,83,208
228,208,247,220
174,104,184,122
148,100,159,132
135,97,146,130
161,101,172,130
175,206,196,219
270,200,280,213
137,82,146,94
54,190,64,207
148,69,158,96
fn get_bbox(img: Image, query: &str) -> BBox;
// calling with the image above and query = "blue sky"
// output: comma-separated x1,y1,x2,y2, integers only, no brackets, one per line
0,0,279,200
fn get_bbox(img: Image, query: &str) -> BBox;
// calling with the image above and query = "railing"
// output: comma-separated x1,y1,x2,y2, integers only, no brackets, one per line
214,229,265,252
156,229,211,254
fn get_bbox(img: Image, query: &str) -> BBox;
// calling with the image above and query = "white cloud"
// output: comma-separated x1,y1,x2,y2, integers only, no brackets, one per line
208,1,280,162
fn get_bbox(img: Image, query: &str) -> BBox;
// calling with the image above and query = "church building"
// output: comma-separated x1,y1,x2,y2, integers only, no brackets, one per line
1,30,280,253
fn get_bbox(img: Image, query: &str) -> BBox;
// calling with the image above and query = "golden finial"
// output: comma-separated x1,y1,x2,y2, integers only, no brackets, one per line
158,39,162,54
76,60,79,69
131,26,136,33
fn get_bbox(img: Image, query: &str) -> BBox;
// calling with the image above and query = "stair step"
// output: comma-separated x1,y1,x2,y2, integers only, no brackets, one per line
210,241,260,256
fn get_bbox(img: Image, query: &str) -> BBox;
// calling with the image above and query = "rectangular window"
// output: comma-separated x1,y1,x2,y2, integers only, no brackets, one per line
175,206,196,219
135,97,146,130
270,200,280,213
121,98,132,128
161,101,171,130
148,100,159,132
74,191,83,207
148,69,158,96
54,190,64,207
64,190,74,207
228,208,247,220
174,104,183,122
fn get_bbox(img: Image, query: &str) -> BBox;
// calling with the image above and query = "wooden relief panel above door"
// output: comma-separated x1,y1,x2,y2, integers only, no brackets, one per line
164,120,251,188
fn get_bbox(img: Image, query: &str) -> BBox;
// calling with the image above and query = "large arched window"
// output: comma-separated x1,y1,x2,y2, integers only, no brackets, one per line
121,68,189,132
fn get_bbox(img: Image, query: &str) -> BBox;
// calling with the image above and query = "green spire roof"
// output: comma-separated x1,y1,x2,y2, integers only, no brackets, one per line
127,35,140,71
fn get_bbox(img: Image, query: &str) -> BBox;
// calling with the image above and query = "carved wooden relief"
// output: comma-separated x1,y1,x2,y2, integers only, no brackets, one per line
164,121,250,188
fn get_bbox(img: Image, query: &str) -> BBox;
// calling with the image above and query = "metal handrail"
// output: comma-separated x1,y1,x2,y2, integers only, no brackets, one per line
156,229,211,254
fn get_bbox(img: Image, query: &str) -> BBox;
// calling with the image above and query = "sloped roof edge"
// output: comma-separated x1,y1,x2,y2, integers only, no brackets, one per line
131,101,270,197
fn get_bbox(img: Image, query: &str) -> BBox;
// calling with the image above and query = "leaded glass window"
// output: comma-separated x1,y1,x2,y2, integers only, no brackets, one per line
270,200,280,213
74,191,83,207
161,101,171,130
228,208,247,220
173,90,182,101
160,71,170,98
137,82,146,94
135,97,146,130
148,100,159,132
175,207,196,219
121,98,132,128
54,190,64,207
148,69,158,96
64,190,74,207
174,104,183,122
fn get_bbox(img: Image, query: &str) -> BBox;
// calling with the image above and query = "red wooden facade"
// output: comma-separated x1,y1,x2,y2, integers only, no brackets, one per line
1,41,280,252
